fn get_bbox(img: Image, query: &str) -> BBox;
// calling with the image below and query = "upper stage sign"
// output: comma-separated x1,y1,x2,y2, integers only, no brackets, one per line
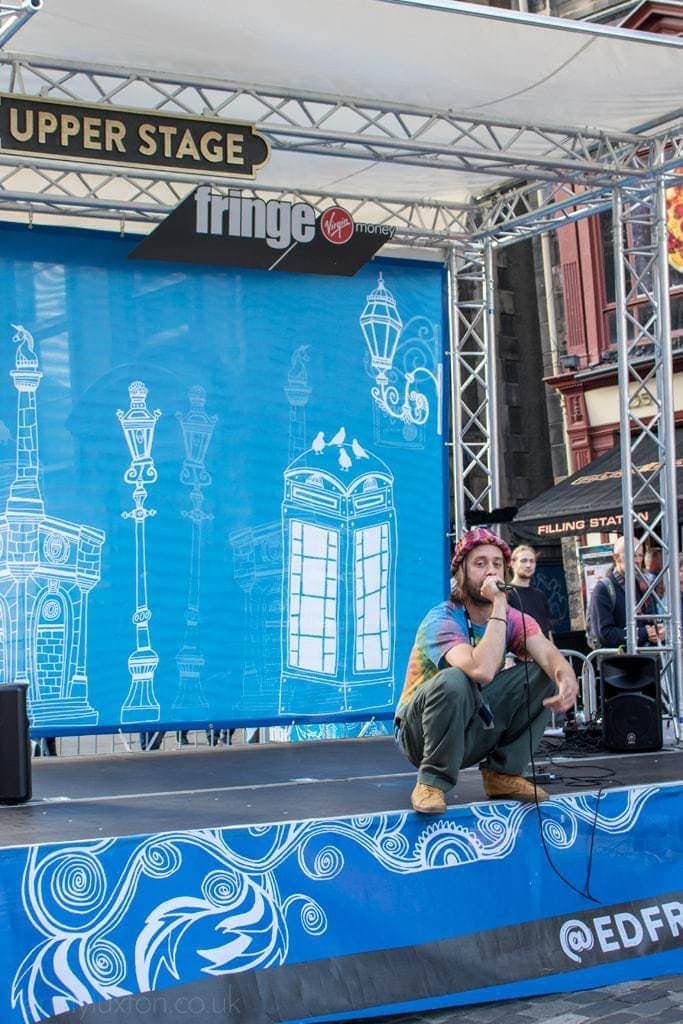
0,93,270,177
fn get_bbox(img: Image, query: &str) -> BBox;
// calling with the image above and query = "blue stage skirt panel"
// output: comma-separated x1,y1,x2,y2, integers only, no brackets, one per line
1,783,681,1023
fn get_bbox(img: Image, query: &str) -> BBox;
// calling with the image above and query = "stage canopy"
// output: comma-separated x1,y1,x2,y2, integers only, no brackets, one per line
0,0,682,721
514,428,683,540
0,0,681,236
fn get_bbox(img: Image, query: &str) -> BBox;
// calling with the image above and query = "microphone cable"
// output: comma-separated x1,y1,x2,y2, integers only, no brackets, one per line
507,587,603,905
538,728,621,789
545,755,618,790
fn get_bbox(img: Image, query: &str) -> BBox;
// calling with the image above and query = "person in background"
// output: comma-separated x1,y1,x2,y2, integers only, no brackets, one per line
588,536,664,649
509,544,553,639
643,546,664,614
139,727,234,750
34,736,57,757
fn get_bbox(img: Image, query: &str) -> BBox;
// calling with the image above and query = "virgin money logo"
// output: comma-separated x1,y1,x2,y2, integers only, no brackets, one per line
320,206,354,245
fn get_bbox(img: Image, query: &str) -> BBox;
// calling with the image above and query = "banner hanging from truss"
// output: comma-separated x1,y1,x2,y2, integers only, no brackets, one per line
0,221,448,734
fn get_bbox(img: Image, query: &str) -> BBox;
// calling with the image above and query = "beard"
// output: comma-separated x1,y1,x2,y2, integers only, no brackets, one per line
463,567,493,607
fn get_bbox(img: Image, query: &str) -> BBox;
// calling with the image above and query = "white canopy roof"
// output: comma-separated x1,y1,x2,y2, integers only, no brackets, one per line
2,0,682,207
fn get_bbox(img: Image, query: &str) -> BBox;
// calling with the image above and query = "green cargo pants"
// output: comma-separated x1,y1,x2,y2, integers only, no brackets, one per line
396,662,556,792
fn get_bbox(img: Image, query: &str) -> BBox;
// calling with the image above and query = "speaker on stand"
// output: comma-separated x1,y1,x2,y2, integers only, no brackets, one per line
599,654,662,753
0,683,32,804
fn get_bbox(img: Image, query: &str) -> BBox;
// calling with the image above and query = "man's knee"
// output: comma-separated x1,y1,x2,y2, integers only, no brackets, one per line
529,664,558,699
495,662,555,703
517,662,554,689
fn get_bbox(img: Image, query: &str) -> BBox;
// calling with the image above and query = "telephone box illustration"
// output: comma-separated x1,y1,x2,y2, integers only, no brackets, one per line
280,429,396,715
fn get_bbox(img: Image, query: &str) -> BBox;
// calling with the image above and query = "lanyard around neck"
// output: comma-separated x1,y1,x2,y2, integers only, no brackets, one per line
463,606,480,649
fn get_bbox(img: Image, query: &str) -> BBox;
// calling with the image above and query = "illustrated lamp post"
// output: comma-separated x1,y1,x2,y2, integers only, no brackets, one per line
117,381,162,724
360,273,442,433
173,386,216,716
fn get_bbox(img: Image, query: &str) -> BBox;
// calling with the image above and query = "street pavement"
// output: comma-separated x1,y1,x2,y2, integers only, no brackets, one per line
374,974,683,1023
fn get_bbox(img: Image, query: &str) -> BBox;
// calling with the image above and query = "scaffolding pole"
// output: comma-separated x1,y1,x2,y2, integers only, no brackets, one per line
446,242,499,539
613,171,682,730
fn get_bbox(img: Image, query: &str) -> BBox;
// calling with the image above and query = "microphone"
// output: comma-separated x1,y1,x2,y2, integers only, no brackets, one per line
495,581,514,593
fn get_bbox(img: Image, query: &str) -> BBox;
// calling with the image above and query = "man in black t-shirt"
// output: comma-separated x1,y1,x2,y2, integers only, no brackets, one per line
509,545,553,639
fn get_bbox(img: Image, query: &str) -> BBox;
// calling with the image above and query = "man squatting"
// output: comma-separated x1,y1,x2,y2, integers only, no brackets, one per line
394,528,579,814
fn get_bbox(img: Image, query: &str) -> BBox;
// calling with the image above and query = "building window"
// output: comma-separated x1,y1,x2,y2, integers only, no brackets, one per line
599,211,616,306
287,520,338,675
569,395,583,424
354,524,390,671
599,210,683,356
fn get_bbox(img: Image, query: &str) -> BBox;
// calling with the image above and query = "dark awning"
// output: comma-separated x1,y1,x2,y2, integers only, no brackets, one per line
513,429,683,539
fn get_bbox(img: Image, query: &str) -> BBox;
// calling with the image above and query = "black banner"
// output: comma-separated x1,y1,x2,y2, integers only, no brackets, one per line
129,188,395,276
47,890,682,1022
514,427,683,539
0,94,269,177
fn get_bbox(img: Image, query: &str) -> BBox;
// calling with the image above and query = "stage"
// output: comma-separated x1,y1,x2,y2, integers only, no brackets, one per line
0,737,681,1024
1,736,683,846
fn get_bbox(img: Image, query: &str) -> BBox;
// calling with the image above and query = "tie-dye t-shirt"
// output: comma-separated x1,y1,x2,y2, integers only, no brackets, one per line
396,599,541,713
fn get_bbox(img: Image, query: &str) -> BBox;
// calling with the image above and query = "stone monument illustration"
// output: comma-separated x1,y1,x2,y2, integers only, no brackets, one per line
0,325,105,727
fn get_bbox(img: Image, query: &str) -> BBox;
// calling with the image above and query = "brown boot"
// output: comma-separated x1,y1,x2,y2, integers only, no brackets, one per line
481,768,549,803
411,782,447,814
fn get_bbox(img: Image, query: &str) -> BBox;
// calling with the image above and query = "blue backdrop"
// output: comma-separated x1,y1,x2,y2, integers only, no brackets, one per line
0,222,448,732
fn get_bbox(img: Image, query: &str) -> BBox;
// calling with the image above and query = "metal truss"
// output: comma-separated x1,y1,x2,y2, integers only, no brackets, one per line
613,173,682,727
0,2,41,50
0,55,678,246
0,157,477,245
5,155,681,252
0,51,681,718
447,243,499,537
473,138,683,246
0,52,674,191
474,181,615,246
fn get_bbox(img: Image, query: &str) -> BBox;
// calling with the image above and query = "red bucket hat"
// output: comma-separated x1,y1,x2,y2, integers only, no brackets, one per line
451,527,512,575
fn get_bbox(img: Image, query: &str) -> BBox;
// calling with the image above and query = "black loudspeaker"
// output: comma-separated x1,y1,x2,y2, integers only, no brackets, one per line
0,683,32,804
600,654,663,753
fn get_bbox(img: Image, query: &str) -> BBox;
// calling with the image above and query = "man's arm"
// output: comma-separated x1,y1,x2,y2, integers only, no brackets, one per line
443,579,509,685
525,632,579,712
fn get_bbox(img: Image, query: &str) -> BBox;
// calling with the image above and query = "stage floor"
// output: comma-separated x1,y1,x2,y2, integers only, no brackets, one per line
1,736,682,847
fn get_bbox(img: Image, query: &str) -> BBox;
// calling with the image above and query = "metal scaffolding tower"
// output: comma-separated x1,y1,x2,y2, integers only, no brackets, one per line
614,170,683,725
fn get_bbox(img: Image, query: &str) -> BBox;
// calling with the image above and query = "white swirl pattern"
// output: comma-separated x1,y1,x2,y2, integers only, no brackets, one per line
10,787,661,1023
